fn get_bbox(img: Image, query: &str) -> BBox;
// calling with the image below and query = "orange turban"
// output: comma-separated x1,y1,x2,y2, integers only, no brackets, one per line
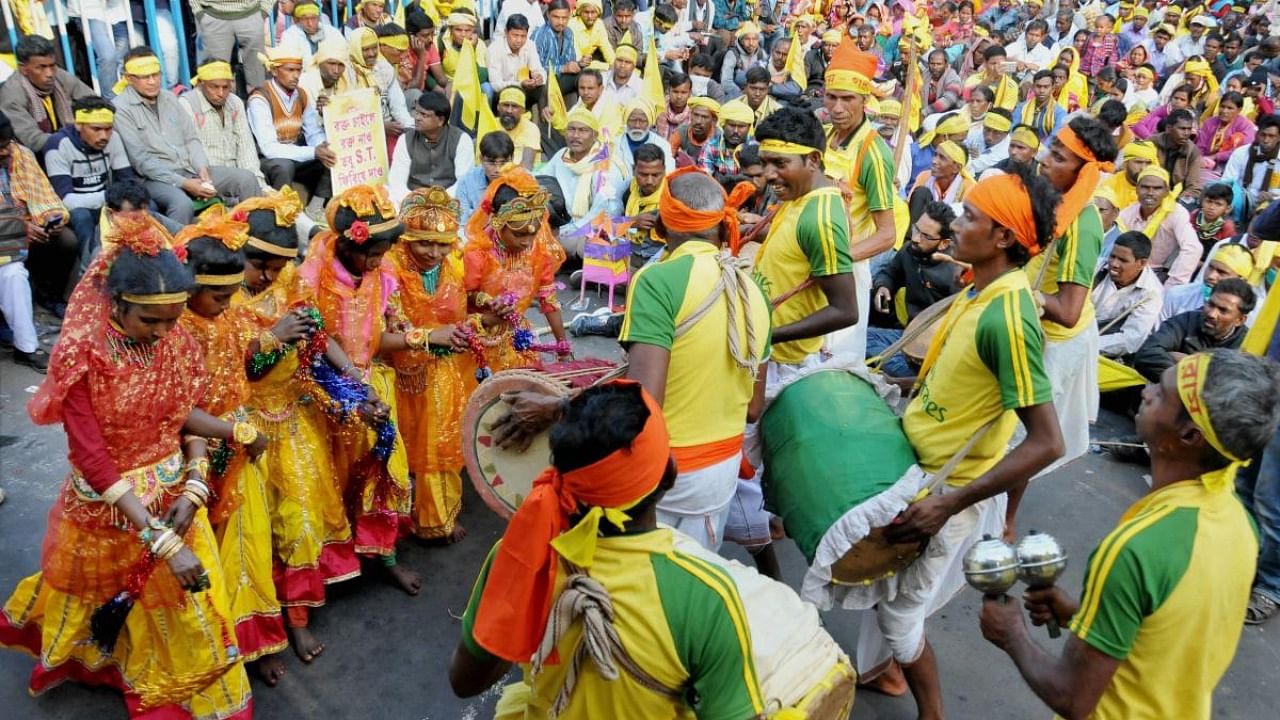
1053,126,1115,236
966,174,1043,257
658,166,756,253
825,41,877,94
471,381,671,663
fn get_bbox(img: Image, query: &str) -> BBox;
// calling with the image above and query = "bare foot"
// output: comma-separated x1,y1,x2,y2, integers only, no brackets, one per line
287,627,325,664
447,524,468,544
857,659,908,697
387,562,423,596
253,654,287,686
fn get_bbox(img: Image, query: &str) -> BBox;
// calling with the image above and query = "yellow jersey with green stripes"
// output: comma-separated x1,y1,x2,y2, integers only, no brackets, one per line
754,186,853,364
461,530,765,720
823,119,897,240
1066,479,1258,720
1023,205,1104,341
903,270,1053,486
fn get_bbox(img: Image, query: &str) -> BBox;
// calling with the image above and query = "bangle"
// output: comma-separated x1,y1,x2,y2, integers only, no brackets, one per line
405,327,430,351
182,477,211,507
138,516,167,545
259,329,282,354
186,457,211,478
182,434,203,447
101,479,132,506
151,528,182,559
232,421,259,446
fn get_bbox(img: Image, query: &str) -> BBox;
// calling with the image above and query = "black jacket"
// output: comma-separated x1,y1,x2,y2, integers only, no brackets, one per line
1132,310,1245,381
873,247,964,327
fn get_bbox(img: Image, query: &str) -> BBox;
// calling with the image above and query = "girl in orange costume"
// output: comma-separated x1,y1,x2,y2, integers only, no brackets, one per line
463,167,570,372
389,187,475,542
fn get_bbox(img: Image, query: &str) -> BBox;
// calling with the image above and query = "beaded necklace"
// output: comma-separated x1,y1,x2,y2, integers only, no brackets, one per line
106,320,156,368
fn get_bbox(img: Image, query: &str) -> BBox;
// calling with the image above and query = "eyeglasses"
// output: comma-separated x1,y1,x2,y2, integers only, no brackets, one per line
912,224,943,243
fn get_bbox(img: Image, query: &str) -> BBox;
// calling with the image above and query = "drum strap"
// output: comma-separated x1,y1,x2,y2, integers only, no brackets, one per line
533,571,684,717
866,293,960,371
673,253,766,374
927,419,998,492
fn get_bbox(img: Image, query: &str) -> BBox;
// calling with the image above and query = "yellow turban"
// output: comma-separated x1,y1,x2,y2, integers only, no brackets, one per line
1133,7,1150,18
720,101,754,127
1094,183,1121,209
1125,140,1159,164
567,107,600,132
379,32,410,51
937,140,968,168
919,112,970,147
1183,57,1219,96
499,86,525,106
312,37,348,67
447,11,477,27
1010,126,1040,150
688,96,721,115
293,2,321,18
983,112,1012,133
259,43,304,70
822,29,844,45
624,98,655,127
877,99,902,119
1137,166,1171,187
193,60,234,83
615,44,639,64
736,21,761,38
1213,243,1255,279
577,0,602,11
1156,23,1176,36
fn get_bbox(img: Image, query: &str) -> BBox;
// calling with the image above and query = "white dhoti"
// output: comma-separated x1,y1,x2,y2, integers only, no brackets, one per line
656,452,741,552
1011,324,1100,477
823,258,872,363
854,490,1006,668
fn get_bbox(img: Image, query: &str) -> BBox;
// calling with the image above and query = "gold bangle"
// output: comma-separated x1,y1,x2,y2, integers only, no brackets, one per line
259,329,282,354
100,479,132,505
232,421,259,446
158,538,184,561
186,457,210,478
151,529,180,558
405,327,429,351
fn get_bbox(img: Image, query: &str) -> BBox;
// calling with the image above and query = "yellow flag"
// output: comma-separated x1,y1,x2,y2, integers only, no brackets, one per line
547,63,569,132
453,40,501,156
785,28,807,91
643,37,665,114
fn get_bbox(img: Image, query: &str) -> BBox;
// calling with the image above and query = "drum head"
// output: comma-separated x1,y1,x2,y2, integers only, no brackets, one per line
830,527,929,586
461,371,567,520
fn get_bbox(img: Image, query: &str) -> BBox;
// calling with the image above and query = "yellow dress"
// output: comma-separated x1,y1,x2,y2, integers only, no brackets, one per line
238,264,360,613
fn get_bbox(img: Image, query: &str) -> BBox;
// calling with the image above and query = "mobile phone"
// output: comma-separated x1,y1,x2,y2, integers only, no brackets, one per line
1001,61,1018,73
43,213,62,232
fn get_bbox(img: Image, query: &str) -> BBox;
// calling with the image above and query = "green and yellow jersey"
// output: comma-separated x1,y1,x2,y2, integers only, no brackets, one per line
1023,205,1104,342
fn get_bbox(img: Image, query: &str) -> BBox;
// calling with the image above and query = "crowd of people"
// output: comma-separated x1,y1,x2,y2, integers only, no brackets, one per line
1,0,1280,719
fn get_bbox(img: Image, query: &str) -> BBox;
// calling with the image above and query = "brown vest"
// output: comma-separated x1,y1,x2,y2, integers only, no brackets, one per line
250,84,310,145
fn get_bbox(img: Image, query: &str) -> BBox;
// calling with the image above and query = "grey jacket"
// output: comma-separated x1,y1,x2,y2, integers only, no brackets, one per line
0,69,94,153
114,86,211,186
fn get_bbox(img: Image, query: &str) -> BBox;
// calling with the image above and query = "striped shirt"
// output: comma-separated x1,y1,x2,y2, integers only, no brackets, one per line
180,90,267,188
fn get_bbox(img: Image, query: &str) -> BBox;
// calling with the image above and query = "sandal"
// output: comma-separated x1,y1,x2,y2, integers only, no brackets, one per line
1245,591,1278,625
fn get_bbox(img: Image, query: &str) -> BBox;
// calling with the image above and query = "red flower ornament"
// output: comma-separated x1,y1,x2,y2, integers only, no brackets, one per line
347,220,370,245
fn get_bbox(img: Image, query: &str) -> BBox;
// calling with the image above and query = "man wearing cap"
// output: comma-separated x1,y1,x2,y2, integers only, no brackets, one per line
1176,14,1216,60
1101,139,1157,210
281,0,339,62
192,0,269,88
180,60,269,194
970,109,1014,176
604,44,644,105
720,21,768,90
486,14,545,105
247,44,336,212
569,0,615,70
568,68,624,141
497,87,542,169
669,96,722,168
822,43,898,362
42,95,139,270
1160,242,1256,322
1146,23,1183,77
981,124,1041,180
1118,6,1150,55
451,382,768,718
700,102,754,179
115,47,263,225
536,107,628,253
982,348,1277,720
1014,70,1068,143
805,29,843,92
1117,166,1202,286
1222,113,1280,209
909,140,974,221
911,112,970,186
298,36,353,117
619,99,676,173
388,91,473,202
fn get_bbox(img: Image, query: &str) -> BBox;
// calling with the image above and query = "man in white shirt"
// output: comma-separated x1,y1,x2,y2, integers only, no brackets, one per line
1006,20,1055,83
604,44,644,106
536,108,627,255
1093,231,1164,357
1222,113,1280,208
487,14,546,105
246,46,337,211
969,109,1013,176
496,0,545,35
1174,14,1215,60
281,0,339,63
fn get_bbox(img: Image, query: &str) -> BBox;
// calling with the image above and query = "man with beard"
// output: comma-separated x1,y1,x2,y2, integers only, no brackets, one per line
866,200,963,377
0,35,93,153
496,87,541,169
668,96,721,167
43,95,139,270
1117,167,1202,285
568,69,623,141
1133,280,1255,381
1101,140,1158,211
700,102,753,179
387,90,473,202
1223,113,1280,209
922,49,963,117
536,108,627,254
720,21,767,90
180,60,268,193
618,99,675,173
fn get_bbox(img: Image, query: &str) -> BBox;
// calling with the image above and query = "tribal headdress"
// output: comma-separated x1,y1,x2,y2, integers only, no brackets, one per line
400,186,461,243
327,183,403,246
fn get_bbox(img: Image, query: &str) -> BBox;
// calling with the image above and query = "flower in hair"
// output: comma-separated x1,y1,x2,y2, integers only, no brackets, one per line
173,245,189,263
348,220,370,245
231,209,249,223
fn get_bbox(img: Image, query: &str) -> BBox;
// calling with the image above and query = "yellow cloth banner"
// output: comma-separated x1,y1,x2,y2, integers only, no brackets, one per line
322,88,388,194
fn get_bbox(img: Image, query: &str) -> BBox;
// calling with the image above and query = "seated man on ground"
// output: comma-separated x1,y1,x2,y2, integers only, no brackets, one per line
1092,231,1165,359
1133,279,1255,382
1160,242,1256,321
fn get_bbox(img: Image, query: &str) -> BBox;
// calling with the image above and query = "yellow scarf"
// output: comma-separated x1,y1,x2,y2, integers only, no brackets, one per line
565,143,606,218
625,180,663,218
1019,98,1057,138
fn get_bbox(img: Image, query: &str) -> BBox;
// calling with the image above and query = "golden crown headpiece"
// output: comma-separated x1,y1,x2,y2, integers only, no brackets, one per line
490,187,550,230
400,186,461,243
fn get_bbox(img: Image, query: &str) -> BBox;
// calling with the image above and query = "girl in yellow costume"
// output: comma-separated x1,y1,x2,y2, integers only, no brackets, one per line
175,209,291,685
1053,47,1090,113
463,167,568,373
0,213,254,719
390,188,476,542
297,184,423,596
234,188,360,664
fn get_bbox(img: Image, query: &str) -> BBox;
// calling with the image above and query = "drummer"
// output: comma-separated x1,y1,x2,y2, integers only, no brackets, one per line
980,350,1280,719
864,168,1067,720
449,381,768,718
488,169,772,554
733,106,859,578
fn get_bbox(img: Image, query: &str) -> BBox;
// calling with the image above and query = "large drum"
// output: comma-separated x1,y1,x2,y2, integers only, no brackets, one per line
762,369,931,603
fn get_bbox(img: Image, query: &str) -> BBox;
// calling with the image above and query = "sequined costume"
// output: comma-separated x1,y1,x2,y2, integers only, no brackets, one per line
463,167,566,372
390,188,476,539
0,213,252,720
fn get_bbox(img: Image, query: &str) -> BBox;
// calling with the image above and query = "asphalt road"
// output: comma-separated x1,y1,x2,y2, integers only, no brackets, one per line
1,283,1276,720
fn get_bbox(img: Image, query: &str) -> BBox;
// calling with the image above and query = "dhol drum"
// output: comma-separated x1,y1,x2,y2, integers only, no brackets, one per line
761,368,933,607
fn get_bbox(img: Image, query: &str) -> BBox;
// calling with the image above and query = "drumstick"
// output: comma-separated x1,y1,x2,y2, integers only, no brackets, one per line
1092,440,1147,449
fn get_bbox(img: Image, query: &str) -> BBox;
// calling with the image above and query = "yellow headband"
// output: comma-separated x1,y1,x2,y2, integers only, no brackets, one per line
1213,243,1255,279
937,140,967,167
1138,165,1171,187
194,272,246,286
379,34,410,51
121,291,189,305
1125,140,1159,164
822,29,844,45
825,69,873,95
877,99,902,118
1010,126,1040,150
246,237,299,258
74,108,114,125
498,86,525,106
1135,66,1155,81
736,21,761,38
194,60,234,83
1176,353,1246,469
759,139,821,156
688,96,721,115
447,11,477,27
293,3,321,18
124,56,161,77
983,113,1012,133
566,107,599,132
615,45,639,64
259,45,304,70
719,102,755,127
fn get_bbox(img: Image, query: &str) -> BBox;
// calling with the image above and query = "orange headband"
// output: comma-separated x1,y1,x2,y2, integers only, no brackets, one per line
657,166,756,253
472,381,671,663
965,174,1042,256
1053,126,1115,236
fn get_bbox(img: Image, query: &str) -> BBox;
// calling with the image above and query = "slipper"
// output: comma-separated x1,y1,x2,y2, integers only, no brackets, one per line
1246,591,1278,625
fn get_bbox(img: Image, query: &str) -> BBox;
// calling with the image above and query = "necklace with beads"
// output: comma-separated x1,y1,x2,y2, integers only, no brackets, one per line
106,320,156,368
